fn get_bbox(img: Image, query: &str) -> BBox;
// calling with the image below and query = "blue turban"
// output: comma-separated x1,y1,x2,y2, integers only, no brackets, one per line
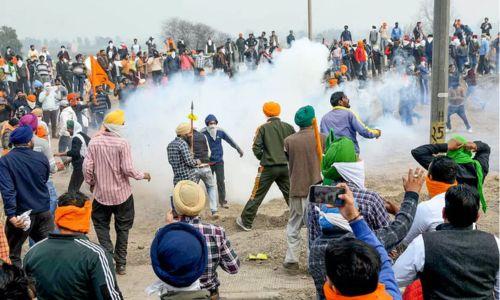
150,222,208,287
9,126,33,145
204,114,218,126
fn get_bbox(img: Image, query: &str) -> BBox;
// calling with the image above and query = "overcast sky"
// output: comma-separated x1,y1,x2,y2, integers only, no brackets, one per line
3,0,499,41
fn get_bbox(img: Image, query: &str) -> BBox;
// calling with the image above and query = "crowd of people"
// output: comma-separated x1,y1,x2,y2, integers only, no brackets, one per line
0,17,498,300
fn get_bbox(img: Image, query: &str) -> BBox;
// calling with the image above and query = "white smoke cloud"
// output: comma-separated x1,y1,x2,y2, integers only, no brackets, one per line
122,38,498,204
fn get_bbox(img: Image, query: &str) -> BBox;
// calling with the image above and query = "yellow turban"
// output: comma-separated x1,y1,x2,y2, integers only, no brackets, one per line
263,101,281,117
104,109,125,125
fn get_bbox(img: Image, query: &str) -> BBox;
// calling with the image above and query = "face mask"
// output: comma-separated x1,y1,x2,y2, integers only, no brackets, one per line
473,38,477,42
427,37,433,43
109,43,113,47
403,40,410,46
209,124,217,129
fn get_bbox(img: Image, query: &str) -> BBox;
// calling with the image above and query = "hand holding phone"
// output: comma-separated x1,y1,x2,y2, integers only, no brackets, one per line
309,185,346,207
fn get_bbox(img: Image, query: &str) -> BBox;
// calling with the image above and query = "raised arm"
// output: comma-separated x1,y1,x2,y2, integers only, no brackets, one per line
411,143,448,170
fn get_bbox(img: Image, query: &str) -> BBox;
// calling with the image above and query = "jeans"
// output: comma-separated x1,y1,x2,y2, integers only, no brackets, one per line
447,105,471,130
210,163,226,205
357,61,368,79
93,111,106,128
194,166,218,212
73,74,86,95
46,179,58,215
42,110,59,137
6,210,54,267
420,77,429,105
469,54,478,70
152,70,162,85
18,77,30,94
284,197,308,264
92,195,135,267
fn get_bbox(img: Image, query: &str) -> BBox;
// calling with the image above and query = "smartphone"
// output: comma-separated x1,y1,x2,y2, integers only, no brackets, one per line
309,185,345,207
170,196,178,219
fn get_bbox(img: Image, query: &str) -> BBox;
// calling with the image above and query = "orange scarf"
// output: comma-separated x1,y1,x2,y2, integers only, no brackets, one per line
323,283,392,300
54,201,92,233
425,176,457,198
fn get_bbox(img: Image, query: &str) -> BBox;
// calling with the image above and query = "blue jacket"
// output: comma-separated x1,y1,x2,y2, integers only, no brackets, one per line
391,27,402,40
479,39,489,56
351,218,401,300
320,107,378,153
201,128,241,164
0,147,50,218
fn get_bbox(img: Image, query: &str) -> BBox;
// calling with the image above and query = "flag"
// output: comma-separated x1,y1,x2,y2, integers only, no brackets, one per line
88,55,115,94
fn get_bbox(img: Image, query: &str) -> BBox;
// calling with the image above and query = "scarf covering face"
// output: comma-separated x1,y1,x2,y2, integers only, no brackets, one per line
425,176,457,198
446,135,486,212
54,200,92,233
323,282,392,300
207,125,218,140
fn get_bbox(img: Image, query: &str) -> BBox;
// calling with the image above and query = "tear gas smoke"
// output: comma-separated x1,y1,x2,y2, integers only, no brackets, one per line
123,39,498,204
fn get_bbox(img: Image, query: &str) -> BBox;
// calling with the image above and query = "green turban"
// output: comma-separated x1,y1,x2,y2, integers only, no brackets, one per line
66,120,75,129
447,134,487,213
322,130,357,185
294,105,315,128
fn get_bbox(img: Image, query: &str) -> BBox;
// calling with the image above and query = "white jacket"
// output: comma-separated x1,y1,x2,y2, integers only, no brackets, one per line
58,106,77,137
38,87,59,111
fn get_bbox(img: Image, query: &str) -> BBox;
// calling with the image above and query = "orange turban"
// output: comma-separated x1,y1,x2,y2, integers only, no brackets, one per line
36,125,48,139
27,94,36,102
55,200,92,233
340,65,348,73
67,93,78,101
263,101,281,117
328,78,338,87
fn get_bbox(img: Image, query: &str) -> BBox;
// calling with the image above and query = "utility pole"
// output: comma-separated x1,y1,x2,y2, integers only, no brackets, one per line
308,0,312,40
430,0,450,144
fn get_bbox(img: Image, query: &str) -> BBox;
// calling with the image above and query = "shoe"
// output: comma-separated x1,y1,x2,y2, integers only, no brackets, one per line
467,128,473,133
221,203,229,209
236,217,251,231
282,262,299,270
116,265,126,275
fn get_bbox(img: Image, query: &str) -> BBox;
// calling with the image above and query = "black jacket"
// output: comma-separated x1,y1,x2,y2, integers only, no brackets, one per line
411,142,490,189
67,132,91,169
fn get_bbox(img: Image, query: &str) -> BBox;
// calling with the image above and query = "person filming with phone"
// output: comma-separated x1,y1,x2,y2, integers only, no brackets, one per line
308,168,425,299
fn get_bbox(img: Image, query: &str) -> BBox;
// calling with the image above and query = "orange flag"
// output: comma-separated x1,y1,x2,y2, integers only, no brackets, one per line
88,56,115,94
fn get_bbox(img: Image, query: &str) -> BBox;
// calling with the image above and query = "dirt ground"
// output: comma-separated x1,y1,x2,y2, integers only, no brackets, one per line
7,75,499,299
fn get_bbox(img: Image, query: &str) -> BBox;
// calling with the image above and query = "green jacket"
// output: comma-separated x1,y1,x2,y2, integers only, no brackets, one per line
24,233,123,300
252,117,295,166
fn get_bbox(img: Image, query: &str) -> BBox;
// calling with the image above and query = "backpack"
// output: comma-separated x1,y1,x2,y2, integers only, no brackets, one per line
75,133,88,158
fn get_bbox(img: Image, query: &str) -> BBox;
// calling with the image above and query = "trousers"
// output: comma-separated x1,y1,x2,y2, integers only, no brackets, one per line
210,163,226,205
284,197,309,264
194,166,218,212
6,210,53,266
92,195,135,266
240,165,290,228
447,105,471,130
68,168,84,193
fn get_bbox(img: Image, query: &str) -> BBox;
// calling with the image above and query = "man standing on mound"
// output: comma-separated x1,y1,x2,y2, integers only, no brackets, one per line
237,101,295,231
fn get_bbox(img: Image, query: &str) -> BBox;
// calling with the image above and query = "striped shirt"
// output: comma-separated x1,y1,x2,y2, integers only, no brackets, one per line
83,131,143,206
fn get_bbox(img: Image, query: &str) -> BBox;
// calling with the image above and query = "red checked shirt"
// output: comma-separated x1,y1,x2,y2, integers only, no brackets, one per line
180,216,240,290
83,131,144,206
